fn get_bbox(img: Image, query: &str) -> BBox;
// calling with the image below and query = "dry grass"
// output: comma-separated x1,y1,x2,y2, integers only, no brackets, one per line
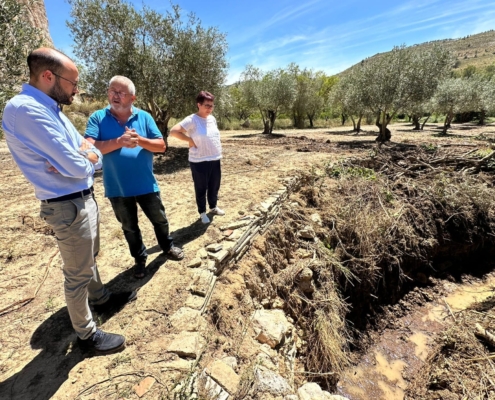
406,296,495,399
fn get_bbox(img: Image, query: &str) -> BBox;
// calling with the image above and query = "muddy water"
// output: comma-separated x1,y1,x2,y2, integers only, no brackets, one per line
337,275,495,400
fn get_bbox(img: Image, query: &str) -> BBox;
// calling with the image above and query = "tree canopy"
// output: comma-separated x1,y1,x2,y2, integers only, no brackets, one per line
67,0,228,134
0,0,42,126
239,65,296,134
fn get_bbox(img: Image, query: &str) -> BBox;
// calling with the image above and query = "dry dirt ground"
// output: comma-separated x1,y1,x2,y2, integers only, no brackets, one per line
0,122,494,399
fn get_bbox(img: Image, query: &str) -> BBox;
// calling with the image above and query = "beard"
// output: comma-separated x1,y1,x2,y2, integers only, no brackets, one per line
48,79,74,105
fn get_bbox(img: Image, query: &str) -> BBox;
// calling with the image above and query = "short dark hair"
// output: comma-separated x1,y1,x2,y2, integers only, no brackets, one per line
196,91,215,104
27,48,68,79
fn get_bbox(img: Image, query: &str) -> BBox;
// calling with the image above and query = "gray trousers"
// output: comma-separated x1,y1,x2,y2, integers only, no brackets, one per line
40,193,109,339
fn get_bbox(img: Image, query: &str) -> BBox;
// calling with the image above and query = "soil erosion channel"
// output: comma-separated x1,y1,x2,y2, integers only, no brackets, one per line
338,275,495,399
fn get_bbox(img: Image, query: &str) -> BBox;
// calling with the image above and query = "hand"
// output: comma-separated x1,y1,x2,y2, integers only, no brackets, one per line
79,138,93,151
46,161,59,173
121,127,139,148
188,138,197,148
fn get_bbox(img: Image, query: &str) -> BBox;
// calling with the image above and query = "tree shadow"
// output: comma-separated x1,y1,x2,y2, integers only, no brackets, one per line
335,140,378,149
153,146,190,175
229,132,287,139
324,129,378,137
0,256,168,399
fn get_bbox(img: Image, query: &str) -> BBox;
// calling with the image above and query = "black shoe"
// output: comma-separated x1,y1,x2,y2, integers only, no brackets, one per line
93,290,138,314
78,329,125,354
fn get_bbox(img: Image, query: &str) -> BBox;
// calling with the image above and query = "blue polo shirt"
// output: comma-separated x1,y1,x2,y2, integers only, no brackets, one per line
85,106,162,198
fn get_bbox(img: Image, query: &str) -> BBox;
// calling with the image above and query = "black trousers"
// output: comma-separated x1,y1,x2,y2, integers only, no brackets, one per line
189,160,221,214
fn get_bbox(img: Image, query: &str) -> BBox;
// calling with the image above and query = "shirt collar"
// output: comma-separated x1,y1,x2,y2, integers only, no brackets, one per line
105,105,139,117
21,83,59,110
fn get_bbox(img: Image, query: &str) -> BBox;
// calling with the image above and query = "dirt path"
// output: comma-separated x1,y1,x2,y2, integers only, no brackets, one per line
0,122,494,399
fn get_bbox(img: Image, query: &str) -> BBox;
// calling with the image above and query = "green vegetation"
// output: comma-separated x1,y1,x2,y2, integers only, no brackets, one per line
0,0,43,137
68,0,228,134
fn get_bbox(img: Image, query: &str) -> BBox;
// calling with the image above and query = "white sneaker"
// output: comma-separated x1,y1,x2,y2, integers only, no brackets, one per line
200,212,210,224
210,207,225,216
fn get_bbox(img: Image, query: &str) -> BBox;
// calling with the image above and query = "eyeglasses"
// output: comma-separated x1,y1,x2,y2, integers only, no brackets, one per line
202,103,214,109
107,89,130,99
52,72,79,90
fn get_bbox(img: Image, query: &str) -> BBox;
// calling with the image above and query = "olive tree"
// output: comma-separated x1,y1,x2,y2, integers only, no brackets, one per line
289,64,337,128
355,45,453,142
67,0,228,134
240,65,295,134
331,67,368,132
0,0,42,125
430,78,480,135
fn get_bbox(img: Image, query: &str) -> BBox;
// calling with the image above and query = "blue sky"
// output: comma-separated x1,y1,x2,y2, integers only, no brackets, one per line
45,0,495,84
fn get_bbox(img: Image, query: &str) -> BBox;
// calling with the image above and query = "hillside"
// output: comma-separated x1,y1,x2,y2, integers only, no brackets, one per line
342,29,495,75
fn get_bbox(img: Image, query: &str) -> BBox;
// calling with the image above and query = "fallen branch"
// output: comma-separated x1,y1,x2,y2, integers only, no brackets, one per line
475,323,495,347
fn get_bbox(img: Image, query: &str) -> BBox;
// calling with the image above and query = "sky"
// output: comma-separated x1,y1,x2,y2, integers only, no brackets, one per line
45,0,495,84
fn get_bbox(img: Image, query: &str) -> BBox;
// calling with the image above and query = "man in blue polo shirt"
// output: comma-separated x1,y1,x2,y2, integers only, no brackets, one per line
2,48,135,354
85,76,184,279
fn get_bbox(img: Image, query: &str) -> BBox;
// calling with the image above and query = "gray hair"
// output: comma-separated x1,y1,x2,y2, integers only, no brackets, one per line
108,76,136,95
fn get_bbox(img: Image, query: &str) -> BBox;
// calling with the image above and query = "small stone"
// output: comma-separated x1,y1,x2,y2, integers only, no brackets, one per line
185,295,205,310
272,298,285,309
206,259,217,272
222,241,235,252
169,307,207,332
197,248,208,259
253,367,292,395
133,377,155,398
206,360,240,394
298,382,327,400
207,243,223,252
298,226,315,239
238,210,245,215
220,220,250,230
310,213,323,226
186,258,202,268
254,211,262,217
201,374,230,400
252,309,292,348
167,332,205,359
189,269,214,297
298,267,313,281
221,356,238,369
209,249,229,263
223,229,234,237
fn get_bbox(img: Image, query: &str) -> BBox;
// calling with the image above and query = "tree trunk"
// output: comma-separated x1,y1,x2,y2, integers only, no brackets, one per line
478,109,486,126
356,115,362,133
375,111,391,143
263,120,270,135
268,110,276,134
441,111,453,135
307,112,314,128
260,106,269,134
350,115,356,131
341,113,347,126
420,115,430,130
412,115,421,130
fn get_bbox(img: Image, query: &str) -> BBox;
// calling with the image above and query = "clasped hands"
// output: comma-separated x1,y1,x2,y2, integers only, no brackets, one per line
120,126,140,148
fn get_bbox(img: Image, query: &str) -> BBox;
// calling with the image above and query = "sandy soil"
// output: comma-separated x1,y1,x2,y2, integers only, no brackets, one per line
0,122,494,399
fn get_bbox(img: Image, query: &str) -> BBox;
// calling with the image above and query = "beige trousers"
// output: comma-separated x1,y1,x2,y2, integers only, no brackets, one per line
40,193,109,339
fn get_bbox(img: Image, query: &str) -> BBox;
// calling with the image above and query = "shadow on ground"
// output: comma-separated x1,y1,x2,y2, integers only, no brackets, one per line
0,255,168,400
153,146,190,175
